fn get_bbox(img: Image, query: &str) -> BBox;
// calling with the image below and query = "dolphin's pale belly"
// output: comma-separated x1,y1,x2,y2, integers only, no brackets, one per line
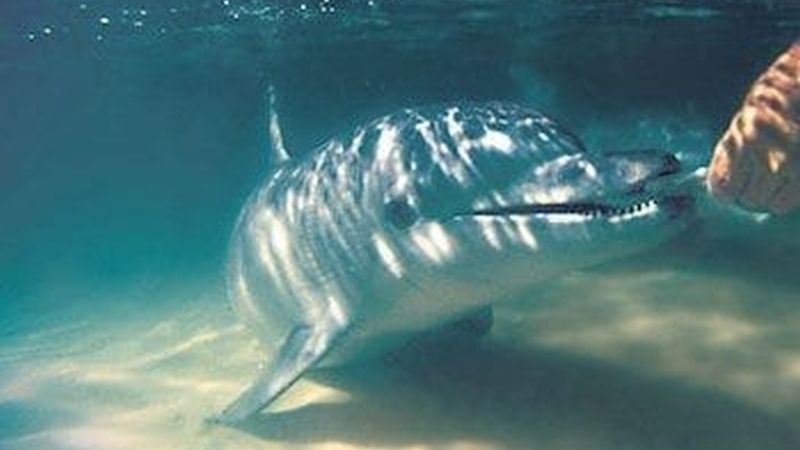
230,203,498,365
214,102,696,423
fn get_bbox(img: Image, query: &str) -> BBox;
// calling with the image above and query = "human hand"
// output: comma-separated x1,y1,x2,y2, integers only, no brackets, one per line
707,42,800,214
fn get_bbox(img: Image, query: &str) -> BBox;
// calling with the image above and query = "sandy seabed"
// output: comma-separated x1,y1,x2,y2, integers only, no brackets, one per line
2,228,800,450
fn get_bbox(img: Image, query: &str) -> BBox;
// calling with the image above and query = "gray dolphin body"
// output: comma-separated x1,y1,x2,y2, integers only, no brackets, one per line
213,102,696,424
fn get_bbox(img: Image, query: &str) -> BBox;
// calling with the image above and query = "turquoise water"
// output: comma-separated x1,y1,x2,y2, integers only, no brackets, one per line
2,1,800,449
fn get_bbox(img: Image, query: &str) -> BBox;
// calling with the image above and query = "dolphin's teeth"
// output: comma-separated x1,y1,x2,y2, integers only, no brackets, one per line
468,197,662,220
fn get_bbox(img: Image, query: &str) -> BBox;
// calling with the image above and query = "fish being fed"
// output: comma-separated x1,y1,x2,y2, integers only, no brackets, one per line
211,96,697,424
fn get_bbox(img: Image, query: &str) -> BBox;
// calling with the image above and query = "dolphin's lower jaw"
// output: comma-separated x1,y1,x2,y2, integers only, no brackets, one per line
464,194,694,221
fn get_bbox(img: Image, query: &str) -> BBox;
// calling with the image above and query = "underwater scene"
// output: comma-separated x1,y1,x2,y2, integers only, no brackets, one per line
2,0,800,448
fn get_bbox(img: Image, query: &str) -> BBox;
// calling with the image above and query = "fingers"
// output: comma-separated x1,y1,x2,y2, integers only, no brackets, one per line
766,148,800,214
706,142,739,202
747,82,799,137
706,41,800,214
737,150,782,210
707,114,751,202
771,177,800,213
748,87,800,144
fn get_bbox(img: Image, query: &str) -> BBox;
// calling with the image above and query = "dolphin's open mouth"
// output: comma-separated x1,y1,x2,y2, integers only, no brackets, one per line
467,195,692,219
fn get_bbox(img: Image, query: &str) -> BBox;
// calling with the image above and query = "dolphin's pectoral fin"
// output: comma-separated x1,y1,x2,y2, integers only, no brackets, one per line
208,321,347,426
450,306,494,338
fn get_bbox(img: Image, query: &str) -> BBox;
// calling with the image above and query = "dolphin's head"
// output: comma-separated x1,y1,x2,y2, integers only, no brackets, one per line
366,104,696,293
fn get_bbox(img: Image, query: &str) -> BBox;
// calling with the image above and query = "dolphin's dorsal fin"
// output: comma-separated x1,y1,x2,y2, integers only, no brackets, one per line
267,84,291,164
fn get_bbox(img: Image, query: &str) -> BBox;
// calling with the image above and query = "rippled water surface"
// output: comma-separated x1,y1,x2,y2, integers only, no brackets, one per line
2,1,800,449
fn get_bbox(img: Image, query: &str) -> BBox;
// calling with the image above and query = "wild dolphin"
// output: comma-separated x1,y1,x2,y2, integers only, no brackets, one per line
211,100,696,424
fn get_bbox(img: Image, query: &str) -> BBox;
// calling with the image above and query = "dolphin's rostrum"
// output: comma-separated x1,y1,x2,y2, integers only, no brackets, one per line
211,102,696,424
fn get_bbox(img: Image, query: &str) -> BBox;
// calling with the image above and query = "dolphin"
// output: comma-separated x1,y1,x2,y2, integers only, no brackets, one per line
211,99,697,424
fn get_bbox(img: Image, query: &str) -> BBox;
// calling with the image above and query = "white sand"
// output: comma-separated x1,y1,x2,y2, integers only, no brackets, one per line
2,227,799,450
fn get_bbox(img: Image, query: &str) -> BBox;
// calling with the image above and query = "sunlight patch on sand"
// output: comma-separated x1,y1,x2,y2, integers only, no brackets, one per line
2,253,799,449
0,300,371,450
11,427,147,450
501,266,800,421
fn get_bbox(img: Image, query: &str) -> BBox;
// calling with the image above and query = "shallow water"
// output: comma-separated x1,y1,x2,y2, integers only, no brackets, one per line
2,1,800,449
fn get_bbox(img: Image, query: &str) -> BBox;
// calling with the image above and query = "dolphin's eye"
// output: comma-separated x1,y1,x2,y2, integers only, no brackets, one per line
385,198,419,230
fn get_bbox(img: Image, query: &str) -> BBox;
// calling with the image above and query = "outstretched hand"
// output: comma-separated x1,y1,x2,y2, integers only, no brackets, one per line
707,42,800,214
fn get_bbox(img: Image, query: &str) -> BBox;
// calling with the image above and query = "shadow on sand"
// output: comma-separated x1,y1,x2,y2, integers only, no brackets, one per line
233,340,800,450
